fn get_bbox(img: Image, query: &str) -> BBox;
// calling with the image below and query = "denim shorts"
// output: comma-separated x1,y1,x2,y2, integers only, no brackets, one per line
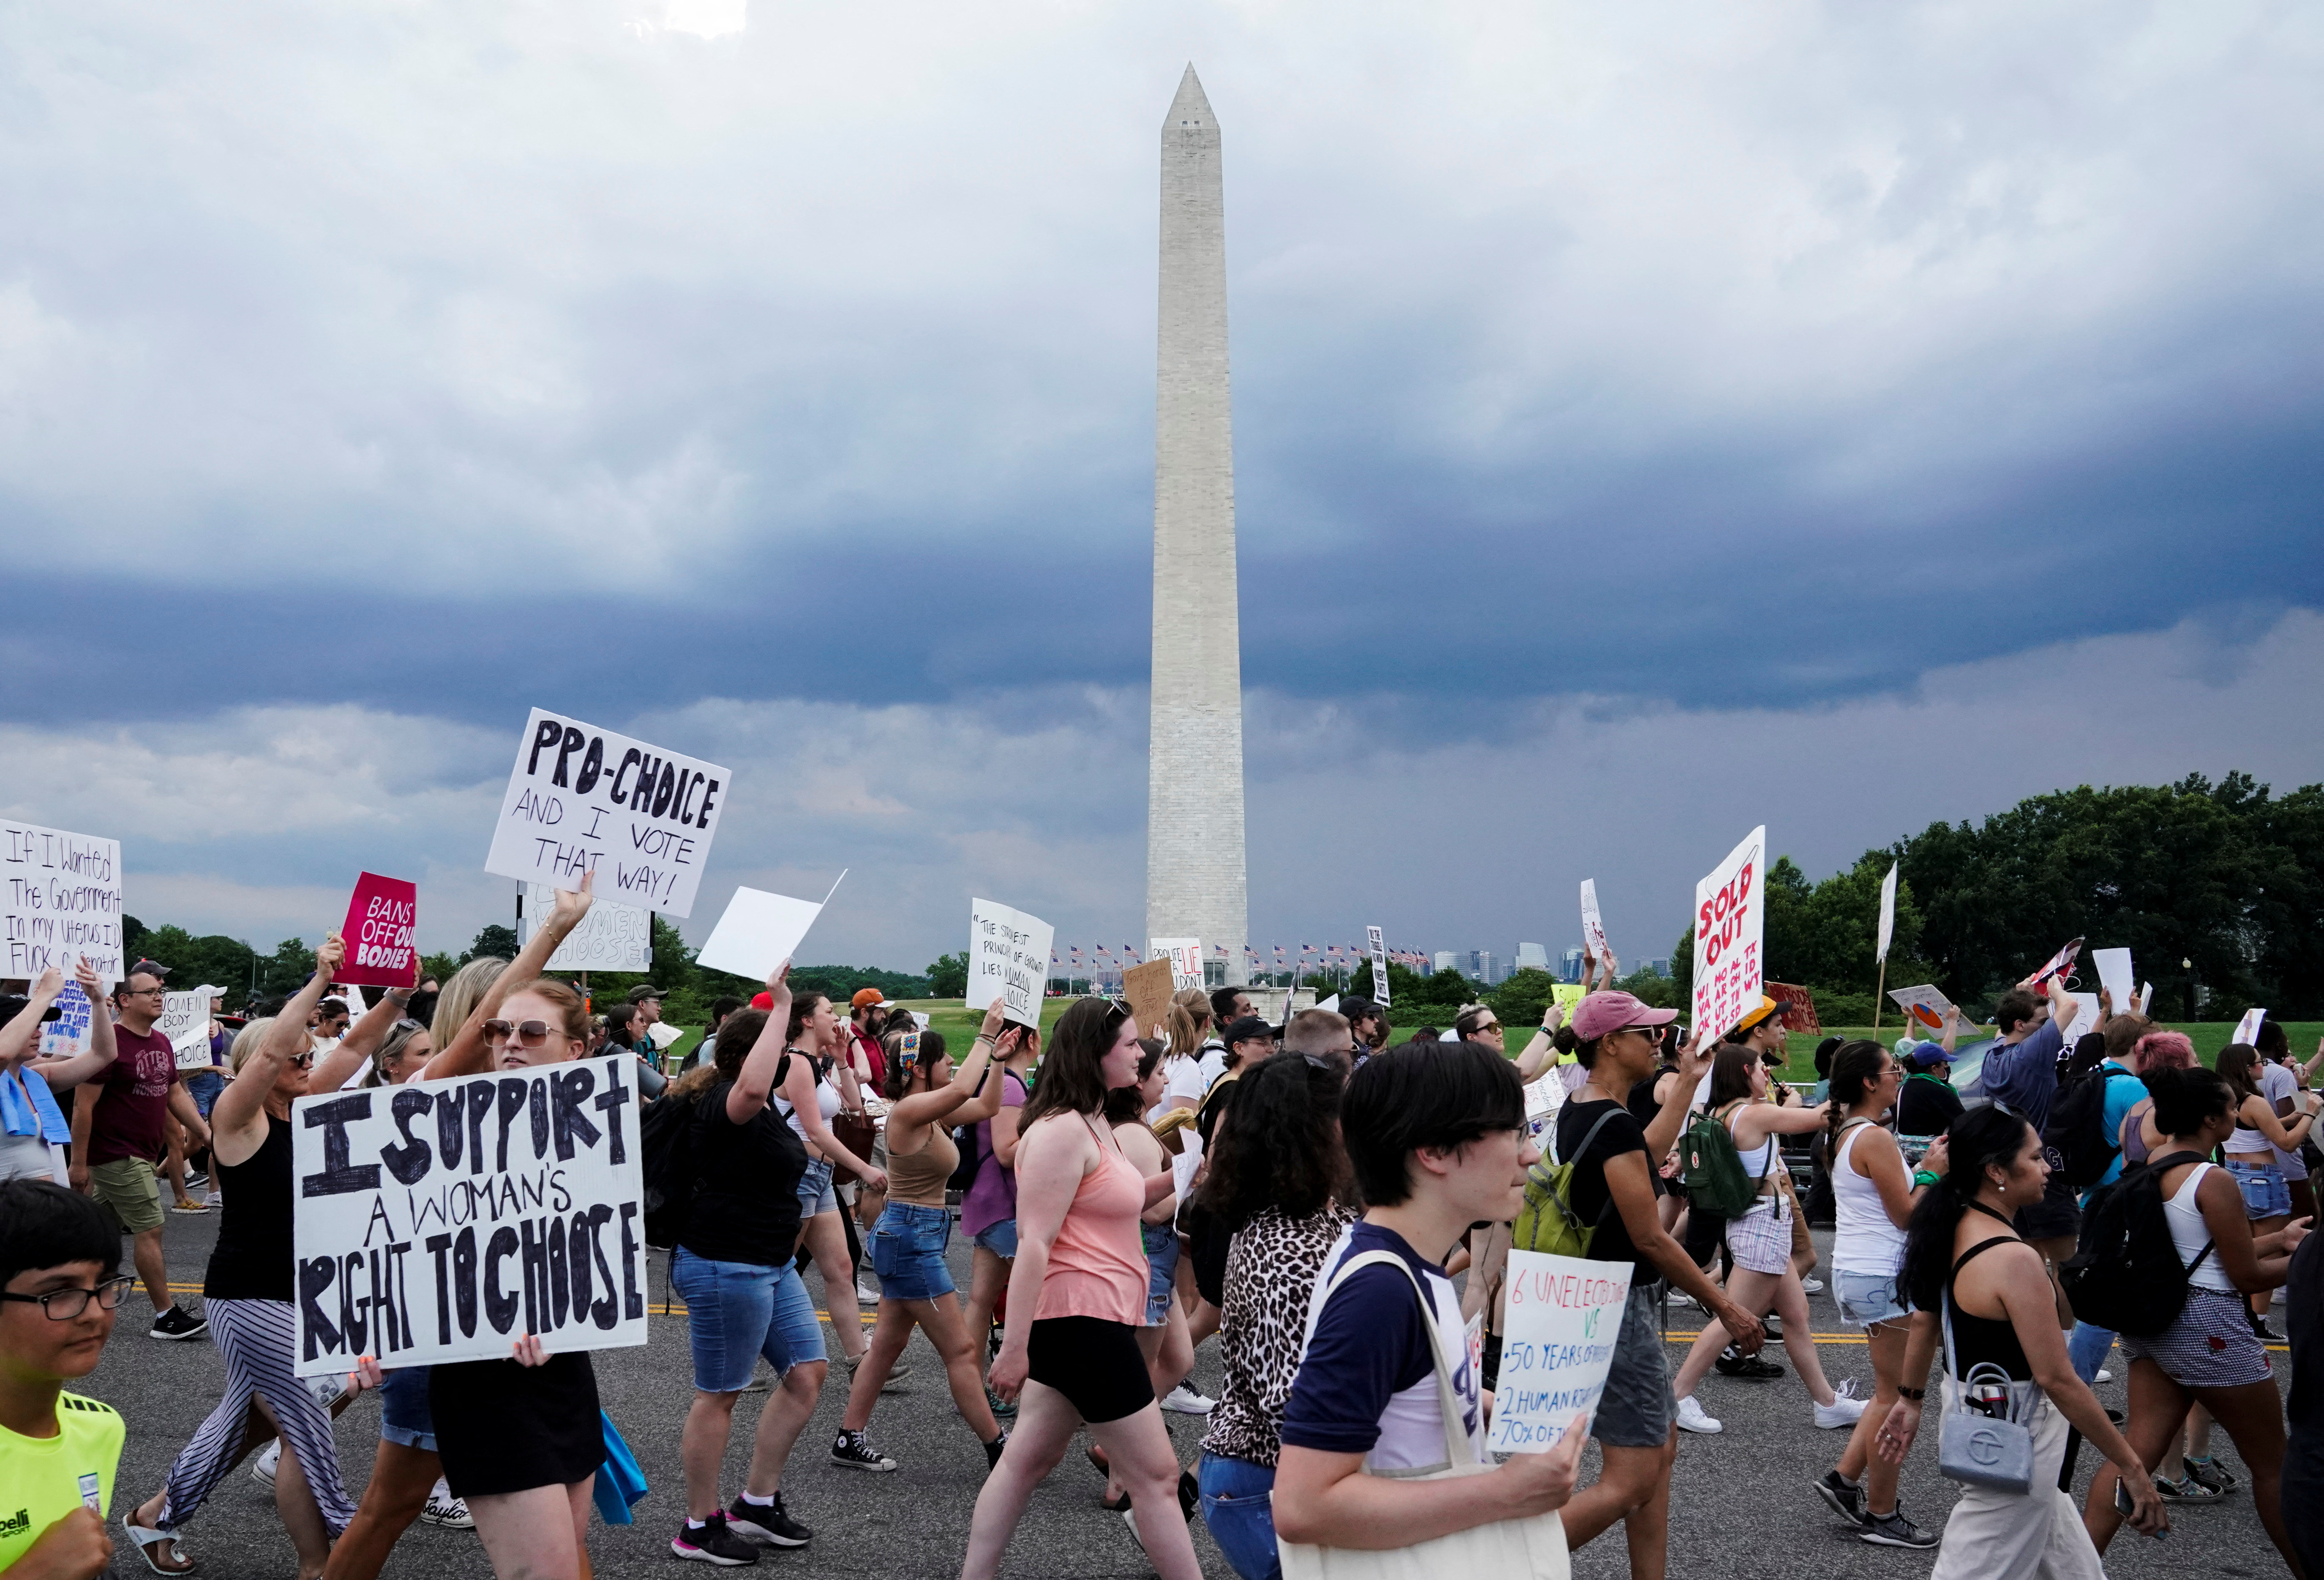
796,1156,839,1219
1142,1223,1179,1327
379,1364,437,1452
869,1202,955,1301
971,1217,1018,1258
1833,1268,1911,1328
2228,1159,2293,1220
1592,1281,1674,1448
1197,1452,1281,1580
183,1070,224,1119
670,1245,828,1393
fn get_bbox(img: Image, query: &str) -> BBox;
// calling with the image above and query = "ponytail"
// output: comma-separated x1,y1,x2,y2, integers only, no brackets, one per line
1899,1107,2032,1313
1823,1039,1888,1162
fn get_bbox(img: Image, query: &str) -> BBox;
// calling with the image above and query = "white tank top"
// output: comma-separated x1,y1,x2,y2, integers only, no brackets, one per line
1726,1106,1781,1217
2228,1096,2270,1155
2164,1162,2235,1293
1830,1122,1907,1277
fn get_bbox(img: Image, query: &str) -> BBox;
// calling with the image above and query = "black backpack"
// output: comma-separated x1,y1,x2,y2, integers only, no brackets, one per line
2041,1064,2142,1189
639,1083,703,1250
2061,1149,2215,1337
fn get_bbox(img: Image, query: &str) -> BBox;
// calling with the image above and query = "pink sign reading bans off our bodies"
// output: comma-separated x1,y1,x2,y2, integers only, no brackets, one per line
338,872,419,987
1692,826,1765,1041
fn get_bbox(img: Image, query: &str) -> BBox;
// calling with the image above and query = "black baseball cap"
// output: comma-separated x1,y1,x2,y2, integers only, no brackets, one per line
1222,1015,1277,1046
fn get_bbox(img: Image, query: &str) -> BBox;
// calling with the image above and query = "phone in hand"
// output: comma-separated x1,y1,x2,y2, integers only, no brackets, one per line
2114,1476,2167,1538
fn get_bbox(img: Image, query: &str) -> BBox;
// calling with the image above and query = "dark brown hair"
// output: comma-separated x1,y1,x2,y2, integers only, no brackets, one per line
1020,998,1129,1127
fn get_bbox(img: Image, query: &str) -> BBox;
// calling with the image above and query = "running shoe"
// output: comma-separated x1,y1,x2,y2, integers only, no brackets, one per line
252,1441,280,1486
828,1429,898,1472
2253,1316,2284,1343
419,1481,473,1529
149,1305,208,1341
983,1431,1010,1472
1674,1395,1723,1435
2093,1368,2114,1384
1860,1506,1938,1548
841,1353,912,1392
670,1514,758,1565
1814,1379,1869,1430
1665,1290,1698,1309
2183,1455,2239,1495
1813,1470,1868,1526
1161,1384,1215,1416
1715,1347,1785,1380
986,1386,1017,1420
1801,1277,1825,1295
2154,1473,2224,1504
855,1277,881,1304
726,1493,811,1546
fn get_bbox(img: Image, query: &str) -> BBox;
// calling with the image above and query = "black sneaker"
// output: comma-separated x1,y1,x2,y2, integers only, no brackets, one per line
726,1494,810,1547
1860,1506,1939,1548
670,1514,758,1565
828,1430,897,1472
1716,1347,1785,1380
2183,1455,2239,1495
2253,1316,2284,1343
2154,1473,2224,1505
149,1305,208,1341
983,1432,1009,1472
1813,1470,1868,1526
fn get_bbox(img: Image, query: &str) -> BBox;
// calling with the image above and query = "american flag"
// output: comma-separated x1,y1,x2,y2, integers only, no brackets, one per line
1124,942,1137,958
1274,944,1286,964
1213,944,1227,956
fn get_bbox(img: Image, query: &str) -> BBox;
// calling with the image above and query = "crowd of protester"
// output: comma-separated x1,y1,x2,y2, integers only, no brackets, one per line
5,893,2324,1580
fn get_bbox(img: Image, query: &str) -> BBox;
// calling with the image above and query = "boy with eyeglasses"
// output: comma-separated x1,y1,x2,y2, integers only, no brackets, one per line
0,1179,129,1580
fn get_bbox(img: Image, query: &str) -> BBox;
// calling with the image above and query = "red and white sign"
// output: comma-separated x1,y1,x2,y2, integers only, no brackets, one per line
1692,827,1765,1041
338,872,418,987
1579,880,1609,964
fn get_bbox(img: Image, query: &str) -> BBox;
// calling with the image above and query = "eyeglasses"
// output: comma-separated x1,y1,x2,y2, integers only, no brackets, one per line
2,1274,136,1320
286,1052,315,1070
123,986,166,999
483,1019,555,1048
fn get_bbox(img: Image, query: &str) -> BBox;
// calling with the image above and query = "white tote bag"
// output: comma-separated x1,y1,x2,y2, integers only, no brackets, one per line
1276,1250,1571,1580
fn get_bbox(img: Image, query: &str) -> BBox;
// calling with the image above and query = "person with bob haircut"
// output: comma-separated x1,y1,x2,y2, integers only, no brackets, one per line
0,1179,127,1580
1270,1040,1588,1562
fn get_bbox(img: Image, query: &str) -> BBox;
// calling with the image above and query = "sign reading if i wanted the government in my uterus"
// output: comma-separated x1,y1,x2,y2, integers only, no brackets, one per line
484,709,731,919
290,1053,648,1376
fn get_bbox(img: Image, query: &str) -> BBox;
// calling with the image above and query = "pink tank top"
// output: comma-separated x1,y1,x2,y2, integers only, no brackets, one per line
1033,1114,1148,1325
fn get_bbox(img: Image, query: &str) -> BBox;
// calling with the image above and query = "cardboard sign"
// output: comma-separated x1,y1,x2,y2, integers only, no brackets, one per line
1366,925,1390,1009
523,884,653,973
2,821,124,988
1121,958,1176,1041
484,708,731,919
2234,1008,2268,1047
160,992,213,1071
970,900,1054,1028
1149,938,1202,993
1691,827,1765,1041
2022,937,2084,991
694,884,835,982
38,983,92,1060
1486,1249,1631,1454
2057,988,2099,1048
1889,983,1965,1035
1766,982,1821,1035
2092,948,2135,1014
290,1053,648,1377
338,873,419,987
1579,882,1608,964
1876,863,1898,963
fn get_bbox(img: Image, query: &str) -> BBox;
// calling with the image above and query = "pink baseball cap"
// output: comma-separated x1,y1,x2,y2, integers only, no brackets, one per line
1570,990,1680,1042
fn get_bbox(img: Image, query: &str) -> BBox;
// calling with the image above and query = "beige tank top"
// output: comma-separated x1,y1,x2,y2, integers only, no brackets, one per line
884,1120,958,1208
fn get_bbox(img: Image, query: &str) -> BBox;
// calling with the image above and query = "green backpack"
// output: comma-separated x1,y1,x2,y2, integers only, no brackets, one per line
1680,1103,1757,1217
1513,1108,1624,1259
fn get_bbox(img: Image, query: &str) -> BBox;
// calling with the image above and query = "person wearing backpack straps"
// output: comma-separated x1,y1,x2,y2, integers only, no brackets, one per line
2077,1066,2312,1572
1669,1045,1866,1437
958,1014,1039,1424
2047,1010,2164,1387
1874,1106,2164,1577
1811,1041,1948,1548
2220,1042,2316,1340
1536,992,1759,1580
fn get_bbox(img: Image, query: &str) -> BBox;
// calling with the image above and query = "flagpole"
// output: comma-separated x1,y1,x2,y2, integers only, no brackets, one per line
1871,959,1885,1039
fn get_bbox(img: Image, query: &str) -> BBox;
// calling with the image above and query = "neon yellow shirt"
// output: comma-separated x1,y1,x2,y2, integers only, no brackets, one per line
0,1391,123,1574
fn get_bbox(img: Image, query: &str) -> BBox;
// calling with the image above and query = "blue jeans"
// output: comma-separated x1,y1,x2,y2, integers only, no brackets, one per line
1198,1452,1280,1580
183,1071,224,1119
869,1202,955,1300
669,1246,827,1394
379,1365,437,1451
2070,1320,2117,1383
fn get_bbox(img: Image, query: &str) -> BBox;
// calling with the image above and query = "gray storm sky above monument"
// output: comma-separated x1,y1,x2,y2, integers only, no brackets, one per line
1146,65,1249,985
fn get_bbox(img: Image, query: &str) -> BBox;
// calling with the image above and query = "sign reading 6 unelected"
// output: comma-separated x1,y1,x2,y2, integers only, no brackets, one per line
483,708,731,920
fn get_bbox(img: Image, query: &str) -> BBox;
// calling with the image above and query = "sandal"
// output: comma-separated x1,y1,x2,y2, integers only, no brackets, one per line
123,1516,194,1575
1101,1487,1132,1512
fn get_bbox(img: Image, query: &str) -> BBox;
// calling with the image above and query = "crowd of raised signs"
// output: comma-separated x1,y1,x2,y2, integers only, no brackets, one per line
7,882,2324,1580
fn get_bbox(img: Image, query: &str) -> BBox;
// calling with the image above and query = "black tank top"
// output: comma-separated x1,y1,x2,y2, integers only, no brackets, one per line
1946,1236,2033,1381
205,1112,295,1301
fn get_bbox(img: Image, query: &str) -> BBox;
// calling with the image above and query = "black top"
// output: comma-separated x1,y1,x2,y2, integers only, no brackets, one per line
206,1112,295,1302
1897,1072,1965,1136
1627,1066,1677,1129
1945,1237,2033,1381
678,1077,808,1267
1556,1097,1656,1274
2290,1231,2324,1431
1197,1070,1243,1149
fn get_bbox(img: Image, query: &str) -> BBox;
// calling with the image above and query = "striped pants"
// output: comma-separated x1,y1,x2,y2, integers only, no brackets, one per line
159,1298,358,1535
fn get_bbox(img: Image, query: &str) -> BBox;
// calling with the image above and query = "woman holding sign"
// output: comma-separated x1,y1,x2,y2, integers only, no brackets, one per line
772,992,885,1379
124,936,360,1579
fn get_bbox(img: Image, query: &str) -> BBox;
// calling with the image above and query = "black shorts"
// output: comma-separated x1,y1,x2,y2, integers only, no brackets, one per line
1682,1206,1729,1269
1189,1210,1230,1308
429,1351,602,1498
1026,1315,1154,1424
2015,1172,2081,1244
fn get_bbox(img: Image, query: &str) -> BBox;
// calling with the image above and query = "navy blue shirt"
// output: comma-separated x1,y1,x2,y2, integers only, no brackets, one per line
1980,1017,2066,1131
1278,1223,1481,1467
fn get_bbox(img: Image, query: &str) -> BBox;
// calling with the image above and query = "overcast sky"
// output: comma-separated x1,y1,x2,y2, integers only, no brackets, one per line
5,0,2320,971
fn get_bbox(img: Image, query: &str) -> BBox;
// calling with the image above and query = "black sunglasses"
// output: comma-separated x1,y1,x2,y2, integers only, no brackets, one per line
1,1274,136,1321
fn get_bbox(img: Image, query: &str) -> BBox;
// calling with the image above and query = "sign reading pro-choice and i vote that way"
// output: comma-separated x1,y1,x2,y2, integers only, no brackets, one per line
290,1053,649,1376
485,709,731,918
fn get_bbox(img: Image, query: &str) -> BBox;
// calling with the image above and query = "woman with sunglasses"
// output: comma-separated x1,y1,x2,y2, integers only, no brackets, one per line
123,936,360,1579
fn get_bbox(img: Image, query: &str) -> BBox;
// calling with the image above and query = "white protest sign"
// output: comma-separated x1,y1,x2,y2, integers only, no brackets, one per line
2092,948,2135,1014
2,821,125,988
2234,1008,2268,1046
2057,988,2100,1048
484,708,731,919
291,1053,648,1378
695,878,845,981
1691,827,1765,1041
160,992,213,1072
1888,984,1962,1036
1486,1249,1631,1454
525,885,654,973
2136,981,2153,1015
38,983,93,1060
1148,938,1202,993
970,899,1054,1028
1876,863,1898,963
1365,926,1391,1008
2022,937,2083,991
1579,881,1608,963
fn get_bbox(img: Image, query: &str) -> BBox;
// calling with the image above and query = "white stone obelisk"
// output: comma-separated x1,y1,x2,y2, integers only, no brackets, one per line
1146,65,1247,986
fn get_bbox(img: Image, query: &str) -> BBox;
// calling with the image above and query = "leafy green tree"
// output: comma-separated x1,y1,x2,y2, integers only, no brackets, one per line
1486,968,1561,1027
419,952,460,987
464,924,521,965
256,937,318,1002
925,953,968,998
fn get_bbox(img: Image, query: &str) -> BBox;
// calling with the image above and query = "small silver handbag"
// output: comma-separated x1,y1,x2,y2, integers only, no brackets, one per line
1936,1289,2037,1495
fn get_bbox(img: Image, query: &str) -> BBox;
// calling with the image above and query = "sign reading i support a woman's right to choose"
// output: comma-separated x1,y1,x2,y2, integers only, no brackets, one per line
1485,1249,1631,1454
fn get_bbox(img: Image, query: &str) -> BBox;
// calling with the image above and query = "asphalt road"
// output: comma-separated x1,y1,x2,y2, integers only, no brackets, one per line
85,1209,2292,1579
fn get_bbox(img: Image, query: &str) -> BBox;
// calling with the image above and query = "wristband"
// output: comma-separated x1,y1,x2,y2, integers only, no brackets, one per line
1896,1385,1925,1402
1912,1170,1940,1189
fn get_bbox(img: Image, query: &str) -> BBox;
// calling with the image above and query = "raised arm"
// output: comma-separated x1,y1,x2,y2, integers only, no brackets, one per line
1938,1004,1962,1055
1513,999,1568,1083
1641,1028,1716,1159
423,876,593,1080
214,935,344,1155
889,1031,996,1135
0,968,65,1071
2236,1092,2314,1154
22,963,123,1094
948,1010,1022,1129
311,960,419,1094
726,964,793,1124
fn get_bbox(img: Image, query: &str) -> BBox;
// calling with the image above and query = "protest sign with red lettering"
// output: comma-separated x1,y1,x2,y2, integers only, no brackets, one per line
1691,826,1765,1041
338,873,419,987
1487,1248,1631,1454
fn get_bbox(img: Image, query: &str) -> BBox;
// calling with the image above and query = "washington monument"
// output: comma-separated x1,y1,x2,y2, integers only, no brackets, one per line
1146,64,1248,986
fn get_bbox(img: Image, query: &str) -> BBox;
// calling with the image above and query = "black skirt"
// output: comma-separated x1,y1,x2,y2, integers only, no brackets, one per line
428,1351,602,1498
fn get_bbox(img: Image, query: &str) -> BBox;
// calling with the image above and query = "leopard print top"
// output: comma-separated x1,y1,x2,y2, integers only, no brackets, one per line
1200,1201,1362,1467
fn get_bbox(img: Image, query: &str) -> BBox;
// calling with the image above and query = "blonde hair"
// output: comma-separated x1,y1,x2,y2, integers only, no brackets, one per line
1167,987,1211,1059
365,1021,431,1087
433,957,507,1045
229,1018,278,1076
501,978,588,1054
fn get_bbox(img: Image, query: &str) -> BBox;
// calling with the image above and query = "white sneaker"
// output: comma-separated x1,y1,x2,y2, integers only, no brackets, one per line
1161,1383,1215,1416
2094,1368,2115,1385
1675,1395,1723,1434
1801,1277,1825,1295
1814,1378,1869,1430
252,1441,280,1485
1666,1290,1698,1309
419,1479,475,1529
855,1277,881,1304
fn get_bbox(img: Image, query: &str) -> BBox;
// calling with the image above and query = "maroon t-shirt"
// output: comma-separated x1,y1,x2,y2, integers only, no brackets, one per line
85,1024,178,1165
